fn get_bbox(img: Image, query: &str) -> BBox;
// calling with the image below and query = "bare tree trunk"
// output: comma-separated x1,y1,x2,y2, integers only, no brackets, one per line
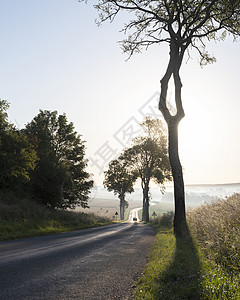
145,182,150,222
168,120,186,233
142,189,146,221
159,40,187,235
141,183,150,222
119,195,125,220
145,197,149,222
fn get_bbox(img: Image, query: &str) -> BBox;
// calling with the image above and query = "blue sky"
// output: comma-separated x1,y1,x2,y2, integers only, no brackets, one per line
1,0,240,186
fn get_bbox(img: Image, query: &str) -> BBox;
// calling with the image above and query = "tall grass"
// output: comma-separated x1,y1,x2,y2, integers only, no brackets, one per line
134,195,240,299
188,194,240,299
0,191,112,241
188,194,240,272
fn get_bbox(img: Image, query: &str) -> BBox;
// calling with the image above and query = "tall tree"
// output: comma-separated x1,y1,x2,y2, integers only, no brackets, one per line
25,110,93,209
0,100,37,192
87,0,240,233
120,117,171,222
104,158,137,220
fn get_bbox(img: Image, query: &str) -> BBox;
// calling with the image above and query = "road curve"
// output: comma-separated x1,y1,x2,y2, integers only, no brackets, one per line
128,207,142,222
0,222,154,300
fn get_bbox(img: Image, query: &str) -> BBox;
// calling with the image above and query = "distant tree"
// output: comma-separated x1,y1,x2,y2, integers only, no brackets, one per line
0,100,37,192
88,0,240,234
25,110,93,209
104,158,137,220
120,117,171,222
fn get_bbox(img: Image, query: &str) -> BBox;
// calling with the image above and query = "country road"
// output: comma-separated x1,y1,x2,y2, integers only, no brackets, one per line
0,218,154,300
128,207,142,222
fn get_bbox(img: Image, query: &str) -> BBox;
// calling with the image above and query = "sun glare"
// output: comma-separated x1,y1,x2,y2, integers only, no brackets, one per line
178,109,213,184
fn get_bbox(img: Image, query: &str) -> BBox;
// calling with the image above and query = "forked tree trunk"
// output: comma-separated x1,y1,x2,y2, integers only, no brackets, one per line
159,40,187,235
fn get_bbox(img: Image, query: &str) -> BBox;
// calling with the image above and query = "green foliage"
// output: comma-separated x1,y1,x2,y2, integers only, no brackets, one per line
120,117,171,221
24,110,93,209
104,158,137,219
0,100,38,191
121,117,171,188
94,0,240,63
104,158,137,197
0,102,93,210
0,100,9,127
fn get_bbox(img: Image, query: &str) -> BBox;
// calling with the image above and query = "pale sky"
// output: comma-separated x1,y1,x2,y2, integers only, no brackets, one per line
1,1,240,186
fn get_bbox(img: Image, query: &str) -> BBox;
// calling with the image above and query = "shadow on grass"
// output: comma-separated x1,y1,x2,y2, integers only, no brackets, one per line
155,224,202,299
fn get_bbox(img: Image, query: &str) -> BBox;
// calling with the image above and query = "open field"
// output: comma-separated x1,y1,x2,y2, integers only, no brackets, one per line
149,201,174,219
75,197,143,220
81,183,240,221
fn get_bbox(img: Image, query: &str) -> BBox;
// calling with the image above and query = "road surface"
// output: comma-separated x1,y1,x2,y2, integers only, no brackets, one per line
0,219,154,299
128,204,156,223
128,207,142,222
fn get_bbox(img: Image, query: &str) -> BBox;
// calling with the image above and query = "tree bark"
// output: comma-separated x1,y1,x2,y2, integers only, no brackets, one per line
145,197,149,222
145,181,150,222
159,40,187,234
168,119,186,233
119,194,125,220
141,183,150,222
141,188,146,221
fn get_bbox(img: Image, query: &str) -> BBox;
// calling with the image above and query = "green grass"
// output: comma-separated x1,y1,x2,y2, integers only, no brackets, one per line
133,214,202,299
133,195,240,300
0,192,112,241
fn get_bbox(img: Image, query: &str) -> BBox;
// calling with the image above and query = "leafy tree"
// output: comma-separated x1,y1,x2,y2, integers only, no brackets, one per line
120,117,171,222
104,158,137,220
87,0,240,234
25,110,93,209
0,100,38,192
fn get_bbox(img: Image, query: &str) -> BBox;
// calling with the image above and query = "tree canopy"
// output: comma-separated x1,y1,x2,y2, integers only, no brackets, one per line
94,0,240,62
0,100,38,192
120,117,171,221
104,158,137,220
24,110,93,209
87,0,240,233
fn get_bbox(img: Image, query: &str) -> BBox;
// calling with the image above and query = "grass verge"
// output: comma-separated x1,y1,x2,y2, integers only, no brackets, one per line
0,192,112,241
133,195,240,300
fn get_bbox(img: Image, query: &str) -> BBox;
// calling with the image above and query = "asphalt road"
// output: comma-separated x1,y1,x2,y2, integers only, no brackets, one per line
0,220,155,300
128,208,142,223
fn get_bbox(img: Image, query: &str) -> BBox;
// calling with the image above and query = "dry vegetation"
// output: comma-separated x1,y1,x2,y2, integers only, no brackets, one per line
134,194,240,299
187,194,240,274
